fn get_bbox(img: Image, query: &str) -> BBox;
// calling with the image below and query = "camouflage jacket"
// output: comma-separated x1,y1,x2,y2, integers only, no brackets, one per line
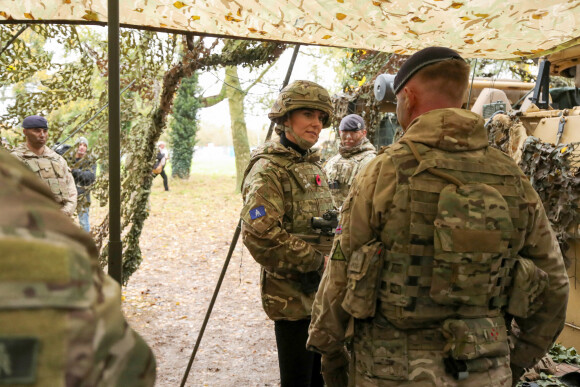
323,137,376,207
0,148,156,386
307,108,569,385
241,141,335,321
11,143,77,217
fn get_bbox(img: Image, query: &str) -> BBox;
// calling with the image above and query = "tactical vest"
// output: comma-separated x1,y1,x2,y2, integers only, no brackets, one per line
244,152,335,236
326,148,375,205
21,155,71,206
377,142,530,329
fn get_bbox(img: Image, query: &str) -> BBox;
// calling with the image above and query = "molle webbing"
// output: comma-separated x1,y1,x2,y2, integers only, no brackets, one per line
244,153,333,235
378,140,525,328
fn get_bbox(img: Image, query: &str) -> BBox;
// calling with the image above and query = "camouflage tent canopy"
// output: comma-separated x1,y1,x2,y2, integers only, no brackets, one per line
2,0,580,59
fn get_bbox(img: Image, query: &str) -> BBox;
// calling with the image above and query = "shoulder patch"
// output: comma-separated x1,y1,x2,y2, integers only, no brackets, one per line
331,241,346,261
249,206,266,220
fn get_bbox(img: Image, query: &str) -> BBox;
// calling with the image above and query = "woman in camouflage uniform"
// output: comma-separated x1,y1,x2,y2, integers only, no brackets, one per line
241,80,335,387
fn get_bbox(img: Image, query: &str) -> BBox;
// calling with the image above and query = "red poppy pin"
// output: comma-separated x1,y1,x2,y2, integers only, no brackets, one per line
315,174,322,186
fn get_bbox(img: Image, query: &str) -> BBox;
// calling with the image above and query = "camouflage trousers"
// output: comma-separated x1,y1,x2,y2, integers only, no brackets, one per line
350,320,511,387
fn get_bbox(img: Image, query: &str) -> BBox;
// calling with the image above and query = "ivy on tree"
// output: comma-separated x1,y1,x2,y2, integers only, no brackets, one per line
170,72,201,179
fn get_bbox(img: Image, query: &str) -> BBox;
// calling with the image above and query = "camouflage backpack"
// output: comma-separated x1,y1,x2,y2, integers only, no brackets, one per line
402,139,516,309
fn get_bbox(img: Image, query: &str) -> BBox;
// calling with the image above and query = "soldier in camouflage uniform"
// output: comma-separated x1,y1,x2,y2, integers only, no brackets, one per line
0,147,156,386
324,114,376,207
241,80,335,387
11,115,77,218
307,47,569,387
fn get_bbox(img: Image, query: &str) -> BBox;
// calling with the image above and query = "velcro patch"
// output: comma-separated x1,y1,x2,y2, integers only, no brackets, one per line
331,242,346,261
0,337,39,384
249,206,266,220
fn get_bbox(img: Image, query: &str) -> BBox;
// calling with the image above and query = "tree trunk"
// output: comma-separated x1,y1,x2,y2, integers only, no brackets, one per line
224,66,251,192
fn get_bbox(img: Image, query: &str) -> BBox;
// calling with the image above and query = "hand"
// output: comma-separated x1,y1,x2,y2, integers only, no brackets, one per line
321,349,350,387
323,254,330,271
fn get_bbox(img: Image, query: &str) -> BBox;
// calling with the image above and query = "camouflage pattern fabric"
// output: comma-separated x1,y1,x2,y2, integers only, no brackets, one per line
11,143,77,217
486,114,529,164
323,137,376,207
308,108,569,386
0,148,156,386
268,80,333,128
3,1,580,60
241,141,335,321
519,137,580,267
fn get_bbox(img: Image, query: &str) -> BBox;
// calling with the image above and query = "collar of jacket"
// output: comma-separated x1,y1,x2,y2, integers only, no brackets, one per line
402,108,488,152
14,143,59,158
250,140,321,163
339,137,375,158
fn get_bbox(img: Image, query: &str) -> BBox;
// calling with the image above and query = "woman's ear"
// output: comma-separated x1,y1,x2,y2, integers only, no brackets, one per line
283,112,291,127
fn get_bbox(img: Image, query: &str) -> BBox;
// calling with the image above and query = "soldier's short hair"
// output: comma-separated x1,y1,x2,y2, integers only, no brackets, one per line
413,59,471,103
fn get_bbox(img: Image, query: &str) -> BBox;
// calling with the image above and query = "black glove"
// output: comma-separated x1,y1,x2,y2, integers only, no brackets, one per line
321,349,350,387
300,270,322,294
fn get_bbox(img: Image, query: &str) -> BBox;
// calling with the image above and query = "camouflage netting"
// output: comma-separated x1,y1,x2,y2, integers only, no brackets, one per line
519,137,580,265
1,24,285,285
331,52,407,144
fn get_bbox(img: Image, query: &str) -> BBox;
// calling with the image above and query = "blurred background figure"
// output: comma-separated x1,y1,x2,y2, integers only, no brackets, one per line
153,141,170,191
11,115,77,217
70,136,96,232
323,114,376,207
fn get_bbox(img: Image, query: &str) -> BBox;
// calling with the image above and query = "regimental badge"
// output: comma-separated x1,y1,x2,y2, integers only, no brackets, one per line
315,174,322,186
250,205,266,220
330,242,346,261
335,225,342,234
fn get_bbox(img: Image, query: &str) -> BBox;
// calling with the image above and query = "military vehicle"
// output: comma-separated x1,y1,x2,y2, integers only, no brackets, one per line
374,48,580,349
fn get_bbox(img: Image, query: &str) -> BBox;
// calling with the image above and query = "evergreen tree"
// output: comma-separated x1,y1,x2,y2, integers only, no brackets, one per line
170,72,201,179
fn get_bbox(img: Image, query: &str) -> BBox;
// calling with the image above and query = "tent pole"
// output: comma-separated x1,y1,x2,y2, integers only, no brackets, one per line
0,25,27,57
265,44,301,141
107,0,122,284
179,44,301,386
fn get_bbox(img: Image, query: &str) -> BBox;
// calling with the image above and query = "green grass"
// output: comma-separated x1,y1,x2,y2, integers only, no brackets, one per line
161,158,236,177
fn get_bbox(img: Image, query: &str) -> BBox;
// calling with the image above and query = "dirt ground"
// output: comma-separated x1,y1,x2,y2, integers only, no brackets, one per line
116,170,280,386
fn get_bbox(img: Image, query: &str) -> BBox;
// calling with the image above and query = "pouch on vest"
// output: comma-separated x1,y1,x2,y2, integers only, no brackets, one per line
431,182,514,307
25,159,40,173
342,239,385,319
506,257,549,318
441,316,509,361
37,159,54,179
353,318,409,381
50,161,64,178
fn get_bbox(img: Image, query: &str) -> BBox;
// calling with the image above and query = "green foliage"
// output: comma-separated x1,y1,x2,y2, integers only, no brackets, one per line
2,25,284,284
170,72,201,179
549,343,580,364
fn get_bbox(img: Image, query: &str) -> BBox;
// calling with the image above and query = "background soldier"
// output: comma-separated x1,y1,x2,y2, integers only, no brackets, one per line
324,114,376,207
153,141,170,191
11,115,77,217
307,47,569,386
70,137,96,232
241,80,335,387
0,147,156,385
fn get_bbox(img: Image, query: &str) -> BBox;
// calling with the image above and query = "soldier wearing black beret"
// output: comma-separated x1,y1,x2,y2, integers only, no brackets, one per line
308,47,569,387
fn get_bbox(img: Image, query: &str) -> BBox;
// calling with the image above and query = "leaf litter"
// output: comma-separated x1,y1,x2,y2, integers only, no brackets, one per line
117,172,280,386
